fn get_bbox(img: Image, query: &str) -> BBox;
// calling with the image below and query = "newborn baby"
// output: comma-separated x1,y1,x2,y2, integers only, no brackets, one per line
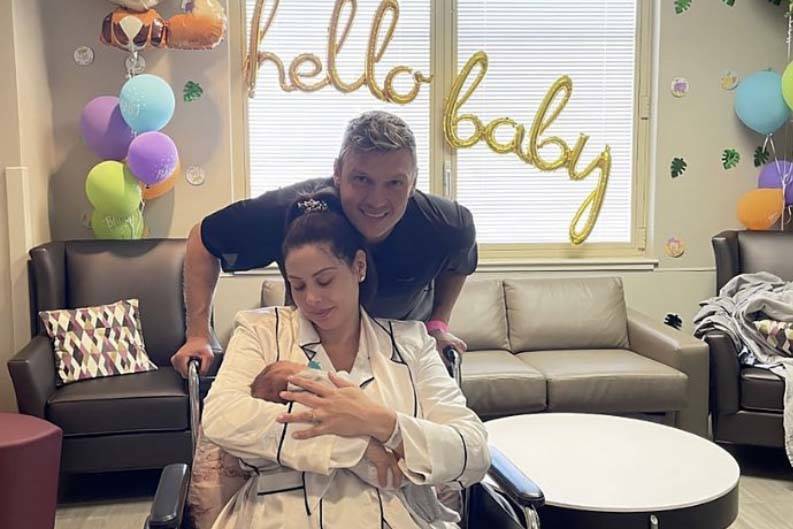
248,361,461,523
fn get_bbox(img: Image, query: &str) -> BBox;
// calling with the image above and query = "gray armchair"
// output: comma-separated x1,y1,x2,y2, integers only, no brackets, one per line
7,239,221,474
706,230,791,447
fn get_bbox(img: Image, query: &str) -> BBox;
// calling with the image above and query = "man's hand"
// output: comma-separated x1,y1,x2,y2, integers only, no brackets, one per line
250,361,306,403
365,439,404,488
428,329,467,355
171,336,215,377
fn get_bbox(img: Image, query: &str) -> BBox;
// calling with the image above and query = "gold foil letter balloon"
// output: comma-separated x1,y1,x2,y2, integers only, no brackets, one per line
444,51,612,245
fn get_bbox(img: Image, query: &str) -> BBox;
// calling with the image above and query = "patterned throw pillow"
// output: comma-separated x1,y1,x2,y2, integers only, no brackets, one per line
39,299,157,385
753,319,793,353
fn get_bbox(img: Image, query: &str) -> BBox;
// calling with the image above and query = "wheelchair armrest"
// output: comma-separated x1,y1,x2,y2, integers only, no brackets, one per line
145,464,190,529
487,445,545,509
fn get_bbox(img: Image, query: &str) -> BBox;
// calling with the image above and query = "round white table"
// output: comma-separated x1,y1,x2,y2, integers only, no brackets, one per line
486,413,740,529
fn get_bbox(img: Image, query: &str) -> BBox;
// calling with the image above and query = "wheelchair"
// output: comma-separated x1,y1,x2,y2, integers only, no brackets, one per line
144,348,544,529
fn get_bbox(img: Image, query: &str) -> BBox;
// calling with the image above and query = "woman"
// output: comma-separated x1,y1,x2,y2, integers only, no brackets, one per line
202,192,489,529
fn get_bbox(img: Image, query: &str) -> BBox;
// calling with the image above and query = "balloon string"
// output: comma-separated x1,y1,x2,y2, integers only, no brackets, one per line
126,48,139,80
766,135,790,229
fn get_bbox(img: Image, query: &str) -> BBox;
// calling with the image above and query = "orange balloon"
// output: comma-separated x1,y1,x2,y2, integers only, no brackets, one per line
141,162,179,200
737,188,784,230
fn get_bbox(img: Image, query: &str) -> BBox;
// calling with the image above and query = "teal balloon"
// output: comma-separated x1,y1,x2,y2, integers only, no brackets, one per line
119,74,175,133
85,161,142,216
90,209,143,240
734,71,790,136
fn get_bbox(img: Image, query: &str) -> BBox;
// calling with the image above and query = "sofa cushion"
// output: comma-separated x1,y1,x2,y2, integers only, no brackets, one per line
740,367,784,413
46,367,188,437
518,349,686,413
505,277,629,352
261,278,287,308
449,279,509,351
461,350,546,419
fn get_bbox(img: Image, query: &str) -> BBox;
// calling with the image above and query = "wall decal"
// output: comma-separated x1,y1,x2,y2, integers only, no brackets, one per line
670,77,689,98
74,46,95,66
670,157,687,178
664,313,683,330
754,146,770,167
722,148,740,169
664,237,686,258
185,165,206,186
183,81,204,102
720,69,739,90
674,0,692,14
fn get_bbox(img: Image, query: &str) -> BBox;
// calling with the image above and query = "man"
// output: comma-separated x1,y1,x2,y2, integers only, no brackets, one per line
171,110,477,378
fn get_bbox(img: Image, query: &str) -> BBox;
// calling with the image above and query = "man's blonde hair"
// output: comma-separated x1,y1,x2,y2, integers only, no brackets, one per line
336,111,418,176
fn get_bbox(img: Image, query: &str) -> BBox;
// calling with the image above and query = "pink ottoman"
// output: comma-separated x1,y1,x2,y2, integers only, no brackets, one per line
0,412,63,529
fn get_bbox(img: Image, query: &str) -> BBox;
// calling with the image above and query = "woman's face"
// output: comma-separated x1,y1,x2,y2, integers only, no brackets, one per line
284,243,366,332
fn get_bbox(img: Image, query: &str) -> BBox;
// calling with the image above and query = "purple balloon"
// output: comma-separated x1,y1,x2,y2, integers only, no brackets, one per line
758,160,793,205
126,132,179,186
80,96,135,160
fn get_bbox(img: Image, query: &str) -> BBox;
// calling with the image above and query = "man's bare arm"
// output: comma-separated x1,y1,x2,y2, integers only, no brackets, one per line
171,222,221,376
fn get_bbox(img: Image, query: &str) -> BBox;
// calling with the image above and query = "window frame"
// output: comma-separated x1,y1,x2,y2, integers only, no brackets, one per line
230,0,653,263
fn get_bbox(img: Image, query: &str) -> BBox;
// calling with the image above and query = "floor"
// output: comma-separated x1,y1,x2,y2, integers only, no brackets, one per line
54,444,793,529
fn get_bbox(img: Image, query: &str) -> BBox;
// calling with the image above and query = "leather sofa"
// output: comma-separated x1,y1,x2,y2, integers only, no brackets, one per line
261,276,709,437
705,230,791,447
7,240,221,474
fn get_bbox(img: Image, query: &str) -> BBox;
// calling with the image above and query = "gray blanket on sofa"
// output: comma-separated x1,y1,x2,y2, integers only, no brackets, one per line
693,272,793,467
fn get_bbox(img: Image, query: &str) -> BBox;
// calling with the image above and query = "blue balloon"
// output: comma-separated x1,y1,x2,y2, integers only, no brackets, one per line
734,71,790,136
119,74,175,133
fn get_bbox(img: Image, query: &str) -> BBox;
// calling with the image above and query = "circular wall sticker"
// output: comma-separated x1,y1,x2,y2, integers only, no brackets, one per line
185,166,206,186
670,77,689,98
720,69,739,91
73,46,94,66
664,237,686,258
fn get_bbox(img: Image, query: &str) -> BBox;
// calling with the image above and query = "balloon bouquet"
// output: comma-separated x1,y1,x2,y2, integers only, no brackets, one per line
734,67,793,230
80,0,226,239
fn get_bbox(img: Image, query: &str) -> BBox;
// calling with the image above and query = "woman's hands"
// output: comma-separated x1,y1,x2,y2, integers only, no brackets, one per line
364,439,404,488
276,372,397,442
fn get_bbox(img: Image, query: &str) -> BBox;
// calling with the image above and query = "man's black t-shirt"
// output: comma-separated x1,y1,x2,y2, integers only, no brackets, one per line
201,178,477,321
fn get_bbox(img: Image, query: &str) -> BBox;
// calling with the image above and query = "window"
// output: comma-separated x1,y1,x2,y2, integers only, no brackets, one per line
241,1,650,257
243,0,432,196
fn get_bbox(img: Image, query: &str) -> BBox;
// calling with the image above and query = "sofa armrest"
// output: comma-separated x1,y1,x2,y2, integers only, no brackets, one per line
626,309,709,437
7,335,57,417
702,331,740,415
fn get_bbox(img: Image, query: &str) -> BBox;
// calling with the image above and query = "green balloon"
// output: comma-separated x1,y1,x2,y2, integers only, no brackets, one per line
85,161,142,216
782,62,793,111
90,209,144,239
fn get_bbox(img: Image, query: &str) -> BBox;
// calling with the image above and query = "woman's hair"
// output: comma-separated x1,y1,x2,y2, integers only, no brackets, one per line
282,189,377,308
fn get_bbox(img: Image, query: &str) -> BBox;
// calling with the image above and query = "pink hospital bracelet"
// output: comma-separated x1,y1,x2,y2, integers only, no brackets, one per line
425,320,449,334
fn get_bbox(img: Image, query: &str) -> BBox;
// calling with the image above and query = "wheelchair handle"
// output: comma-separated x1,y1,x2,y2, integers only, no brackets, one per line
443,344,460,365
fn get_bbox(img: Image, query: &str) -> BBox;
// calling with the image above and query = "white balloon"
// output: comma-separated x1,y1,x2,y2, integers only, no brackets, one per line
109,0,161,11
